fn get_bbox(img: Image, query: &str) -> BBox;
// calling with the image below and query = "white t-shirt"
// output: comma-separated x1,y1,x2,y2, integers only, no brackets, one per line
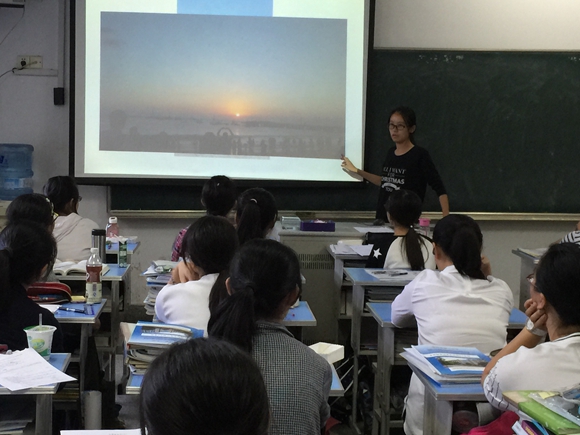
154,273,218,335
484,333,580,411
391,265,514,435
52,213,100,261
383,236,436,270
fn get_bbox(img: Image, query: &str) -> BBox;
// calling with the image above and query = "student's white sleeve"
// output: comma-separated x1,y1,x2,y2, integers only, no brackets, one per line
391,282,416,328
482,359,518,412
154,285,170,323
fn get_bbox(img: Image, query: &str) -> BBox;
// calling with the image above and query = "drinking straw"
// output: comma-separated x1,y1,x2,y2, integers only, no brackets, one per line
39,313,42,326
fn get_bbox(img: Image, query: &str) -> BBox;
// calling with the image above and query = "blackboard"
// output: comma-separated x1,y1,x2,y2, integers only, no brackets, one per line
111,50,580,213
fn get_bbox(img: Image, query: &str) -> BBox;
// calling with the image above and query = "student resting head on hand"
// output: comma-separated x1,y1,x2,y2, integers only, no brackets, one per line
482,242,580,411
209,239,331,435
140,337,269,435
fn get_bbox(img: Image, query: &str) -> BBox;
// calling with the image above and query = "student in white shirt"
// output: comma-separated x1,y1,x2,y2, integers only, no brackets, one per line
482,243,580,411
384,189,436,270
43,175,99,261
391,214,513,435
155,216,238,333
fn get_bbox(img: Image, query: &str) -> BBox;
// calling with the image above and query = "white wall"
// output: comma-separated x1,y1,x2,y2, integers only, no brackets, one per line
0,0,577,306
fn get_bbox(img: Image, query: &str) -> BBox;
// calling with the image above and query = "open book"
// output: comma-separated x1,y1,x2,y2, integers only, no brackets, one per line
53,260,110,276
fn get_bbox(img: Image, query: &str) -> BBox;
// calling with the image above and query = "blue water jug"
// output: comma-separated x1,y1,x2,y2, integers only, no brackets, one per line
0,144,34,200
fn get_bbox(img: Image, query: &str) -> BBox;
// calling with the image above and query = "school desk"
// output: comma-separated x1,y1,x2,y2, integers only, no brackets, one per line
54,300,106,392
367,302,527,435
0,353,71,435
511,248,541,311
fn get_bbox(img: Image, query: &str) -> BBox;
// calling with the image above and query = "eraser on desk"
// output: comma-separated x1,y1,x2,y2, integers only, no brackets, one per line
300,220,335,232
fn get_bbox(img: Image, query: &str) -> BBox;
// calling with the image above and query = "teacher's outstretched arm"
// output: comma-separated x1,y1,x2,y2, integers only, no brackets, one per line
341,156,382,186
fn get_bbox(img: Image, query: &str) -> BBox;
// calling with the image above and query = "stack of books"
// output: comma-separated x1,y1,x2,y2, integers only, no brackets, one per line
401,345,490,384
121,321,203,375
141,260,178,316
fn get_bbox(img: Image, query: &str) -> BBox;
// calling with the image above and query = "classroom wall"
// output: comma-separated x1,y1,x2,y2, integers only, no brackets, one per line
0,0,577,306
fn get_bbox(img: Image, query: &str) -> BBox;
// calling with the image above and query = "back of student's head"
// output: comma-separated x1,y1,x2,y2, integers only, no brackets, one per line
0,222,57,310
6,193,54,229
432,214,485,280
43,175,80,214
201,175,237,217
536,243,580,327
236,188,278,245
386,189,427,270
140,337,270,435
209,239,301,352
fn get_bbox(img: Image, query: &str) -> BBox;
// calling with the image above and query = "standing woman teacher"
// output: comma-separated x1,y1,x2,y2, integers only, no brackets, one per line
341,106,449,222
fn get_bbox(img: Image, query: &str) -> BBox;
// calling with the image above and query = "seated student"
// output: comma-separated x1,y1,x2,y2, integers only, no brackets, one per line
383,189,436,270
391,214,513,435
156,216,238,332
6,193,56,230
44,175,99,261
560,220,580,245
140,337,270,435
171,175,237,261
236,187,278,245
209,239,331,435
482,243,580,411
0,222,64,352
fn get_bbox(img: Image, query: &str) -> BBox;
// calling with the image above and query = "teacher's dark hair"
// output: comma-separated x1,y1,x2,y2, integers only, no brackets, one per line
390,106,417,143
201,175,237,217
0,222,57,311
209,239,301,353
433,214,485,280
535,243,580,327
386,189,428,270
140,337,270,435
236,188,278,246
6,193,54,229
179,215,239,315
43,175,80,214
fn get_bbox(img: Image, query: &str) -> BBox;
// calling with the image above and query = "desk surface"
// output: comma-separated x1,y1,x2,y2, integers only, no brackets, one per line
278,221,369,239
0,353,71,394
282,301,317,327
56,265,130,282
345,267,419,287
54,300,106,324
367,302,527,329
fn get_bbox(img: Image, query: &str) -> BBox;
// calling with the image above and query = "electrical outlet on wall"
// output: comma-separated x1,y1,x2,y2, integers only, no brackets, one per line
16,55,29,68
29,56,42,69
15,55,43,69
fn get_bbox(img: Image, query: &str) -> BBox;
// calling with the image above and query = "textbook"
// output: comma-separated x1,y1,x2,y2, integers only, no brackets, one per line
141,260,178,277
401,345,490,384
53,260,109,276
126,321,203,349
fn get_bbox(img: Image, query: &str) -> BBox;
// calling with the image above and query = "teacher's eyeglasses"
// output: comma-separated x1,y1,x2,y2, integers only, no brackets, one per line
388,123,407,131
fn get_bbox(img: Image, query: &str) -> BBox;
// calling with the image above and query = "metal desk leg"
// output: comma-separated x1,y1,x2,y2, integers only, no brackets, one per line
350,283,365,433
109,280,119,388
35,395,52,435
79,323,90,393
423,389,452,435
378,326,395,435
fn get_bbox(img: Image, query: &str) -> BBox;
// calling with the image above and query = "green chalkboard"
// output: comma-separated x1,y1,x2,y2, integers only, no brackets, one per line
111,50,580,213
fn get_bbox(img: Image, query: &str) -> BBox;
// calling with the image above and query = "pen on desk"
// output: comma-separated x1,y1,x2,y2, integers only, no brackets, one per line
58,306,86,314
389,271,408,276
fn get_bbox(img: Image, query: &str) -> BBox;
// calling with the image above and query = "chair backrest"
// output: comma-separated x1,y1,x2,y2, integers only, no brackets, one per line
27,282,72,304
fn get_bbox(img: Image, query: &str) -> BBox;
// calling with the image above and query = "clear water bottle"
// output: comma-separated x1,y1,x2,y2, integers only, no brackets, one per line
106,217,119,237
419,217,431,238
86,247,102,305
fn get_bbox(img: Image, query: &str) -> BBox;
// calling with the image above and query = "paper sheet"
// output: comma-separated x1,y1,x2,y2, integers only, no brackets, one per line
39,304,60,313
0,348,75,391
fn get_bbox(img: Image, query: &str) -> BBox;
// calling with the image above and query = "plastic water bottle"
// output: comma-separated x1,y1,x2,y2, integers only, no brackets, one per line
419,217,431,238
86,247,103,305
106,217,119,237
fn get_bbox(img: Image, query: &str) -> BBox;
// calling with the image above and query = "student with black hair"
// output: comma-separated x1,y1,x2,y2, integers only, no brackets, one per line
0,222,63,352
384,189,435,270
171,175,237,261
156,216,238,332
341,106,449,223
391,214,513,435
44,175,99,261
483,243,580,411
236,187,278,245
140,338,270,435
6,193,56,230
209,239,331,435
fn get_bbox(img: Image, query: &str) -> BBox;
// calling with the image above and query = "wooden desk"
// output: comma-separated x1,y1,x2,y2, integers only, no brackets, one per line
367,302,527,435
0,353,71,435
54,300,106,392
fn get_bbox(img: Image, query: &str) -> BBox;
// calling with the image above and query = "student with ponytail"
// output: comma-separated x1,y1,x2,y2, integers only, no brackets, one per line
235,187,278,245
384,189,435,270
209,239,331,435
155,215,238,332
0,222,63,352
391,214,513,435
